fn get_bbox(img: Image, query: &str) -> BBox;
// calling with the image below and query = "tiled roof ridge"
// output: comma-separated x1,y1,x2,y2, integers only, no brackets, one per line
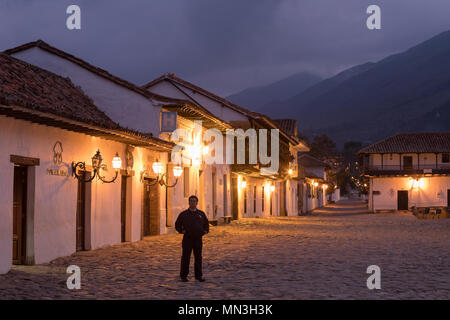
0,53,173,148
144,73,300,145
4,40,183,104
0,52,119,127
358,132,450,154
144,73,262,117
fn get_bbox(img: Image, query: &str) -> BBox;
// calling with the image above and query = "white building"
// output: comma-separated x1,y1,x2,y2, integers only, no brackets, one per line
0,53,176,274
144,74,309,219
359,133,450,212
5,40,232,235
298,154,330,213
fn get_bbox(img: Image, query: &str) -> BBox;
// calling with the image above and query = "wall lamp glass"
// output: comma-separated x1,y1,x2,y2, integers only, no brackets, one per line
143,161,183,188
72,150,121,183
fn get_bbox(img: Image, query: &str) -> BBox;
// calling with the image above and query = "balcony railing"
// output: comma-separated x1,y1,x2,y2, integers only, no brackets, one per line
363,163,450,174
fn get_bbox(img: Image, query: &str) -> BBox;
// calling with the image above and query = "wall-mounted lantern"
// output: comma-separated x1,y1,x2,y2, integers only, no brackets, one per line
288,168,293,176
72,150,121,183
142,161,183,188
409,177,424,189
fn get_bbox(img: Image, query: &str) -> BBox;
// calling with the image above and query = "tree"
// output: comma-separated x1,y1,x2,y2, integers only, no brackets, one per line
309,134,338,160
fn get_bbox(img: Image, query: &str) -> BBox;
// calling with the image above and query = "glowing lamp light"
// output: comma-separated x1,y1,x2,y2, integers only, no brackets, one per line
288,169,293,175
314,182,319,187
241,180,247,189
270,185,275,192
323,185,328,190
409,178,424,189
152,161,163,174
173,166,183,177
112,152,122,170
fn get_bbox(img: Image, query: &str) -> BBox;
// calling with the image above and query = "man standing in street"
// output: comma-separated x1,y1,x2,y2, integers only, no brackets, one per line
175,195,209,282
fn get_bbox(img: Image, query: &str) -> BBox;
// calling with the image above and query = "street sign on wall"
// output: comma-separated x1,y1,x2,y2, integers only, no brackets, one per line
160,112,177,133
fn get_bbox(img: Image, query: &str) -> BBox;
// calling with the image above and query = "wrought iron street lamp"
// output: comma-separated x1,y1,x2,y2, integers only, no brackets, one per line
72,150,121,183
143,161,183,188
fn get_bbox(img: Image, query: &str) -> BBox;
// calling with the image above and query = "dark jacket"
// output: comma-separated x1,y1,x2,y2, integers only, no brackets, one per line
175,209,209,238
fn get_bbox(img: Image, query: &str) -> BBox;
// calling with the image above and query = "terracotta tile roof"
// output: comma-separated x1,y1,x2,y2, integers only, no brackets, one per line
273,119,298,137
143,73,300,145
4,40,180,104
0,53,118,128
299,154,329,168
0,53,174,151
358,133,450,154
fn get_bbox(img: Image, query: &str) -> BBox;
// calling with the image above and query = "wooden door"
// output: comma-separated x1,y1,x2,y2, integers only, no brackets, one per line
13,165,27,265
403,156,413,170
76,173,86,252
223,174,227,217
120,176,127,242
212,171,217,218
143,178,159,236
270,191,273,215
231,177,238,220
298,184,303,215
280,182,286,216
397,191,409,210
447,189,450,207
143,180,151,237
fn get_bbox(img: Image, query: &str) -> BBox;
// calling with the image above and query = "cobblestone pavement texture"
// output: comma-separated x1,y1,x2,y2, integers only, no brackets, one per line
1,200,450,300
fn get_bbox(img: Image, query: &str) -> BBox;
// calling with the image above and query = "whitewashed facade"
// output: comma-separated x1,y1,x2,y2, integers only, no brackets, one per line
359,133,450,212
144,74,309,219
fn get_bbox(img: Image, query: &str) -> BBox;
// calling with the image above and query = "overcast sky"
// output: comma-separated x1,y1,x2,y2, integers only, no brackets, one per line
2,0,450,96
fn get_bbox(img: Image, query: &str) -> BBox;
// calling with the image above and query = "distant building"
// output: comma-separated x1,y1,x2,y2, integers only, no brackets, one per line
298,154,332,213
359,133,450,212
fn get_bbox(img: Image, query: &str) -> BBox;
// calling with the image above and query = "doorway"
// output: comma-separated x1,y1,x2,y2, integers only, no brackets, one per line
223,174,228,217
298,183,303,215
231,177,238,220
120,176,128,242
397,190,409,210
13,165,27,265
447,189,450,207
212,171,217,219
403,156,413,170
280,182,286,216
143,178,160,236
76,172,87,252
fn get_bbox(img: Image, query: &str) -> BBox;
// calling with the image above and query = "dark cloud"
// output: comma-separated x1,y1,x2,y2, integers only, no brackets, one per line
2,0,450,96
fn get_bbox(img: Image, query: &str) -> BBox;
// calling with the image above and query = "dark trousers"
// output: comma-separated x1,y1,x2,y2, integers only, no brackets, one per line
180,236,203,279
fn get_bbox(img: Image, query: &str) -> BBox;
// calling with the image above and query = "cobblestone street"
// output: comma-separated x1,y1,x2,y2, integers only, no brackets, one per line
1,200,450,300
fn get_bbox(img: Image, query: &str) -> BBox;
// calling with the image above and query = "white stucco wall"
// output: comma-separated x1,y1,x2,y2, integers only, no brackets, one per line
0,114,166,273
147,80,248,122
11,48,161,135
370,176,450,211
239,177,274,218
